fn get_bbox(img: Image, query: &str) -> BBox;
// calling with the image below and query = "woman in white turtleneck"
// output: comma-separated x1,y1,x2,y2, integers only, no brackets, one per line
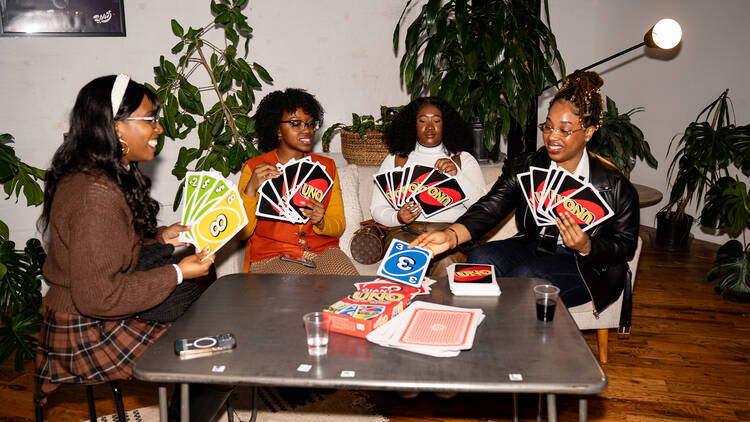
370,97,486,276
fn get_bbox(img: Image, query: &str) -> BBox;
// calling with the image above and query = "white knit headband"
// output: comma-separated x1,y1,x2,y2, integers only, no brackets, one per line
111,74,131,116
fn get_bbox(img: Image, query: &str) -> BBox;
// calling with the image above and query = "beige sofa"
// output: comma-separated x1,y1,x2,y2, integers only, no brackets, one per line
215,152,640,362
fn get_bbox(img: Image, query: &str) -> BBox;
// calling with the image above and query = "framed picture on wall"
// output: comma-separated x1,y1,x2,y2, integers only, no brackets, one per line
0,0,125,36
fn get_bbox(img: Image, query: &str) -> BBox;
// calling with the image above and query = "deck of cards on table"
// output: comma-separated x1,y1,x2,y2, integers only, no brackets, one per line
323,278,435,338
376,239,433,288
366,301,485,357
256,156,333,224
447,263,501,296
178,171,248,256
517,166,614,231
374,164,468,217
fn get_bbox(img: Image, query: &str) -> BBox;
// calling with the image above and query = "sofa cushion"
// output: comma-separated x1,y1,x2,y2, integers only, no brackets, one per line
337,163,364,259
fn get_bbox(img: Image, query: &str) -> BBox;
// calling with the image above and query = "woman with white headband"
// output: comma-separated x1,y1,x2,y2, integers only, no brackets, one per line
34,75,216,418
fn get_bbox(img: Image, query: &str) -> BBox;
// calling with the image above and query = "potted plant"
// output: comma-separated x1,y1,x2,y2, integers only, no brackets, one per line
321,106,402,166
587,96,658,178
393,0,565,153
657,90,747,250
151,0,273,209
0,133,47,371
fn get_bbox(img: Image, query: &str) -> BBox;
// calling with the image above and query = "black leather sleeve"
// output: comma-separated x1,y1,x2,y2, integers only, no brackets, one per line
581,171,640,265
456,154,526,241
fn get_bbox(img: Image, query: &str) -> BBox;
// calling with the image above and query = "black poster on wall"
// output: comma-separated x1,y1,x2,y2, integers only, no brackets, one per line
0,0,125,36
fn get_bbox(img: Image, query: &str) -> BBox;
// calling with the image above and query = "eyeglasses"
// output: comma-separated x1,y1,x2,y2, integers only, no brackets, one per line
280,120,321,131
538,123,584,137
125,116,159,129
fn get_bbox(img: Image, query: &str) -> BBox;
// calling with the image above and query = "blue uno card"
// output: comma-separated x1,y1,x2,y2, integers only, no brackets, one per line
376,239,432,288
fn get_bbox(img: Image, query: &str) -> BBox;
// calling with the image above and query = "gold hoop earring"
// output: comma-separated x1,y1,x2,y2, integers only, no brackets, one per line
119,139,130,157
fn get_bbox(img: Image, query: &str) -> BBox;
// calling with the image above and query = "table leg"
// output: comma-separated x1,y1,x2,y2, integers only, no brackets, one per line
512,393,518,422
158,386,168,422
579,398,588,422
248,386,258,422
181,383,190,422
546,394,557,422
537,393,542,422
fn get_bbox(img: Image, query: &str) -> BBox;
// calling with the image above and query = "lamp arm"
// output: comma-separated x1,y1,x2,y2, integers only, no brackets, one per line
543,41,646,92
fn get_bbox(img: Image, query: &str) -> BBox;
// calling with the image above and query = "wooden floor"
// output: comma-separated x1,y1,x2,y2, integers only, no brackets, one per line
2,226,749,421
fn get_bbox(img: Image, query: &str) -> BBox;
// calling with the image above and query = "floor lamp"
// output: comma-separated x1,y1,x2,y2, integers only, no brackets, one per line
547,18,683,91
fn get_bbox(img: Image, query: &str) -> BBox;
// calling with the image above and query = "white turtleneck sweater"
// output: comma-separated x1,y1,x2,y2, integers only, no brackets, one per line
370,143,487,226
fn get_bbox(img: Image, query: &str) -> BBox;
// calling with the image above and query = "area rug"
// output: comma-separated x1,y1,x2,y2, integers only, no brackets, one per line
88,387,387,422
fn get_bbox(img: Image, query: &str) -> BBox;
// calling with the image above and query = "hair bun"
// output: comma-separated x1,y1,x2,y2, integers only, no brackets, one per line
565,70,603,90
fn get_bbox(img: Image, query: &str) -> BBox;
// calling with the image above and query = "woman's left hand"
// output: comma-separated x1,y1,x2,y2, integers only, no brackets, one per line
556,212,591,255
434,158,458,176
161,223,191,247
301,198,326,229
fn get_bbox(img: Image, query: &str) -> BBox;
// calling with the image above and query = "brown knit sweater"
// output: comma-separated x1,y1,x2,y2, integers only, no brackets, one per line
43,171,177,320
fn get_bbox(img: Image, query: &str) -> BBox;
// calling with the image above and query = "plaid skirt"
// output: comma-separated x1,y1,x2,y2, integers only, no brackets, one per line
35,308,168,399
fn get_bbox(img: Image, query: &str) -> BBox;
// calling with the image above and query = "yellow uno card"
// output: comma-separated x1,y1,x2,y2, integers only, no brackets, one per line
190,188,248,256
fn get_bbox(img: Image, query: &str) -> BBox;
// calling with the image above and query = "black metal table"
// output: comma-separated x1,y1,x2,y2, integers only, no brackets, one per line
134,274,607,421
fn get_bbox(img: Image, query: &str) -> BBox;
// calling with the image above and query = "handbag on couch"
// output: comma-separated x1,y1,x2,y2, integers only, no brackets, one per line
349,219,389,265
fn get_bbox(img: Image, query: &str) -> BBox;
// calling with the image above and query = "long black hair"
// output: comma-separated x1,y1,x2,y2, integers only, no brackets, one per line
384,96,472,157
39,75,162,238
254,88,324,152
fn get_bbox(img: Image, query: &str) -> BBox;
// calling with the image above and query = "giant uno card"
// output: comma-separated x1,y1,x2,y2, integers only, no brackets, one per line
287,163,333,221
376,239,432,288
413,177,468,217
190,189,248,255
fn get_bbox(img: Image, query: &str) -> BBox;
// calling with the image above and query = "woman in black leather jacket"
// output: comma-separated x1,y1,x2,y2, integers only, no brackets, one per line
411,71,639,322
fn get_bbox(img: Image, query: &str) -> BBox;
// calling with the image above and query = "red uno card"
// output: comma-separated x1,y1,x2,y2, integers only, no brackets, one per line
413,177,468,217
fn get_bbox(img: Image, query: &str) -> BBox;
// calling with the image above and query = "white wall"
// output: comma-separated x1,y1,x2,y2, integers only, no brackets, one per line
544,0,750,243
2,0,749,245
0,0,414,244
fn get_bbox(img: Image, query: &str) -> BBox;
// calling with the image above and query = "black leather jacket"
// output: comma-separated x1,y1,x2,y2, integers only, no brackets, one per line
457,149,639,327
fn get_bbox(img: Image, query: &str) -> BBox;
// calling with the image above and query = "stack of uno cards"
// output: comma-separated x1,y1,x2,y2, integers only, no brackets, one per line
374,165,468,218
376,239,433,288
256,156,333,224
447,263,501,296
178,171,248,256
517,166,614,231
367,300,485,357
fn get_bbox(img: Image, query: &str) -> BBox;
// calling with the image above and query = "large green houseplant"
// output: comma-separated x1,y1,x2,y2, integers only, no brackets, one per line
393,0,565,152
0,133,46,371
587,96,658,177
679,91,750,301
151,0,273,209
657,90,749,250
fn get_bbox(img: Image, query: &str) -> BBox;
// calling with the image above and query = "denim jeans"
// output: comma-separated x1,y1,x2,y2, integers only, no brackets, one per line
467,237,591,307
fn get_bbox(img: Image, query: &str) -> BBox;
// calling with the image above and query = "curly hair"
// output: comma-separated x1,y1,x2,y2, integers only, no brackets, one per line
39,75,161,238
384,97,472,157
254,88,324,152
550,70,604,128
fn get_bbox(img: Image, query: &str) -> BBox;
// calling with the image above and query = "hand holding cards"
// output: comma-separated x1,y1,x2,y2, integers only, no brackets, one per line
256,156,333,224
517,165,614,231
179,171,248,256
376,239,432,288
374,164,468,218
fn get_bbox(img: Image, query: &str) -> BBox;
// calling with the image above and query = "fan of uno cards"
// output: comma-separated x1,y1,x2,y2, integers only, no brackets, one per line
376,239,432,288
256,156,333,224
516,165,614,232
179,171,248,256
374,165,468,217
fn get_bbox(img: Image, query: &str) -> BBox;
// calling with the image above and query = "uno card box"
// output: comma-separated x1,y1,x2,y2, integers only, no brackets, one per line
324,279,423,338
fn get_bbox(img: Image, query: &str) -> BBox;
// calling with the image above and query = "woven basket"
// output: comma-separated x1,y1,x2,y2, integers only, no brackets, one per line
340,128,389,166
